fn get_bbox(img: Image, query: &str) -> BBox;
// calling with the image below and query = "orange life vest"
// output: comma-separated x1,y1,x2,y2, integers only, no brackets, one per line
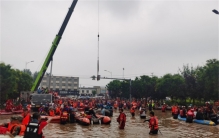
56,107,61,115
7,123,17,132
49,110,55,116
80,102,84,108
174,108,179,114
130,107,135,113
11,124,26,136
149,117,158,130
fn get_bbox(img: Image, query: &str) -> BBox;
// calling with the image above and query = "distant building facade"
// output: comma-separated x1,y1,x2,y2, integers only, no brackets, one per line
40,75,79,96
79,87,97,96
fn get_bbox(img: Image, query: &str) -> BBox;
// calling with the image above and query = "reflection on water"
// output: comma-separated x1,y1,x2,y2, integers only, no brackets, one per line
0,110,219,138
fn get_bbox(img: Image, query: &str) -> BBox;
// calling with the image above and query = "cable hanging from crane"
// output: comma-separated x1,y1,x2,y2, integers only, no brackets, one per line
97,0,100,81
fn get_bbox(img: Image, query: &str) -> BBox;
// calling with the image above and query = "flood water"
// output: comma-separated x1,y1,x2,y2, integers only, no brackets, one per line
1,109,219,138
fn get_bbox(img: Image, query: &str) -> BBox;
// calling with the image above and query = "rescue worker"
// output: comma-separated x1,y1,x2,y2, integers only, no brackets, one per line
69,109,76,123
139,104,146,119
179,106,187,118
117,108,126,129
0,116,20,137
173,106,179,119
161,103,166,112
23,112,52,138
195,108,204,120
48,108,55,116
10,116,26,137
130,106,135,117
144,111,159,135
22,108,31,126
88,107,98,118
148,101,153,112
186,107,194,123
55,105,61,115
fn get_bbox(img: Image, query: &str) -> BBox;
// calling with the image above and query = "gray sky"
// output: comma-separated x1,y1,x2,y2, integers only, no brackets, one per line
1,0,218,88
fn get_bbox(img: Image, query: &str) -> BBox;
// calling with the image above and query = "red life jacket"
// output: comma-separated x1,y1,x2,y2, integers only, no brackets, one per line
117,113,126,122
180,110,183,116
149,117,158,130
16,125,26,136
49,110,55,116
187,110,194,116
7,123,17,133
130,107,135,113
162,105,166,111
174,108,179,114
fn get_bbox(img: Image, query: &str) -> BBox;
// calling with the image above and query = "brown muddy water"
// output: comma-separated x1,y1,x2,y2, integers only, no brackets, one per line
0,110,219,138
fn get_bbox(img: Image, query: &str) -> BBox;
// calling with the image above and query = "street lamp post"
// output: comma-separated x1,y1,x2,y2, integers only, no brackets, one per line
104,70,112,78
212,9,219,101
25,61,34,70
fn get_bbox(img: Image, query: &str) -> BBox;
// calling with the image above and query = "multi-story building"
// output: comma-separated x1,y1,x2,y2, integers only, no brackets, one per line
40,75,79,96
79,87,97,96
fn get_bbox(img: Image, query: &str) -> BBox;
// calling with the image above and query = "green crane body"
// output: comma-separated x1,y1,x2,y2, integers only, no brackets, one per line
31,0,78,92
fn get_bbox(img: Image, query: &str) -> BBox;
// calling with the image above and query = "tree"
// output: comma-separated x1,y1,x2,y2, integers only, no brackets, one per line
0,63,17,103
32,71,39,83
106,80,122,98
0,62,33,104
23,69,32,76
92,90,97,96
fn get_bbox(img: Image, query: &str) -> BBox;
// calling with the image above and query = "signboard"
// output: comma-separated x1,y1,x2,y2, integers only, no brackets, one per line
55,90,79,96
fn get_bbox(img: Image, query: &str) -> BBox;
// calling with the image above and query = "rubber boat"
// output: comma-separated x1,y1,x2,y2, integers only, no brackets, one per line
96,115,111,124
86,115,101,124
12,110,23,114
75,113,90,126
41,115,60,123
193,119,215,126
0,111,13,115
0,127,23,138
95,109,113,117
0,135,23,138
177,115,216,126
177,115,186,121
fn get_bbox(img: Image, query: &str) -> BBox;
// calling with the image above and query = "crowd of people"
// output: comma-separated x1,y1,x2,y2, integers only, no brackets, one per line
1,92,219,137
171,102,219,124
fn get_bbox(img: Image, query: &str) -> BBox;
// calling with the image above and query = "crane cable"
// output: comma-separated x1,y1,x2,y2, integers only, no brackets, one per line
97,0,100,79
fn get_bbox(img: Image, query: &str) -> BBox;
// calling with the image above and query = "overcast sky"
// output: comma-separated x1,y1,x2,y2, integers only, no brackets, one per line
1,0,218,88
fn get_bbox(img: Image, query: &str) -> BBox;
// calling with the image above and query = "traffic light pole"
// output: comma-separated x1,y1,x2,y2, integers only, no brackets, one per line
101,77,132,102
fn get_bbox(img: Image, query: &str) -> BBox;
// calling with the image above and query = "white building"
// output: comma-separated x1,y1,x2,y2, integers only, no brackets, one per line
40,75,79,96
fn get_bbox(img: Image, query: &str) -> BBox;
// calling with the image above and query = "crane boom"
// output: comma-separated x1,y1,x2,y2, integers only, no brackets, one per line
31,0,78,92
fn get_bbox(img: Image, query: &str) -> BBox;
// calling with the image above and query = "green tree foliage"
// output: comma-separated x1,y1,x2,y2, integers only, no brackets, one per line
0,63,33,104
92,90,97,96
106,59,219,102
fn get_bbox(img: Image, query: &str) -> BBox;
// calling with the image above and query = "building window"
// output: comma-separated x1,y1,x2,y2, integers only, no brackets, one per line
87,90,89,93
68,84,72,86
62,84,65,86
82,90,84,93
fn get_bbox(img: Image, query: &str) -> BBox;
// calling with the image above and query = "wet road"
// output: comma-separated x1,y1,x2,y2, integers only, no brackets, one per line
0,110,219,138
